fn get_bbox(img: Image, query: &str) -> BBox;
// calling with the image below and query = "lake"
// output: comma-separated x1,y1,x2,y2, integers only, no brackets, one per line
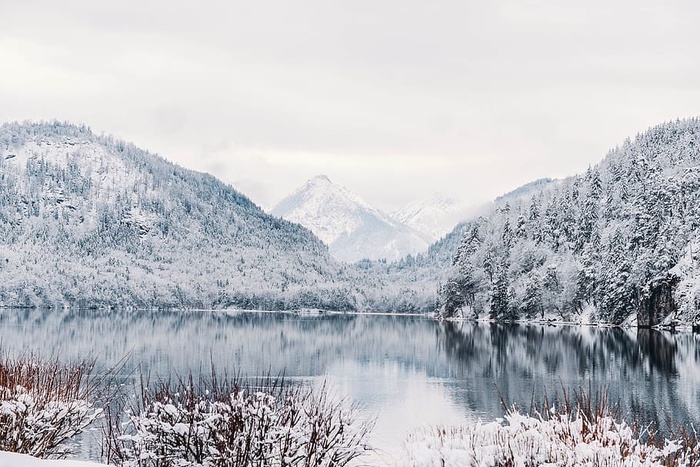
1,308,699,464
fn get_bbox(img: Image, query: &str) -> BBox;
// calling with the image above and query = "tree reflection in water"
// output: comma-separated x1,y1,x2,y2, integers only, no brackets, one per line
439,321,697,432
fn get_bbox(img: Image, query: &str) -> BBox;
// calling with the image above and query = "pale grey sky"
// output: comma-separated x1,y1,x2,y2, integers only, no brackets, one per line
1,0,698,210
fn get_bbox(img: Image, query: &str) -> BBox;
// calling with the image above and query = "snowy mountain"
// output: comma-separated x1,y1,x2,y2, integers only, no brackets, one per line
440,117,700,326
392,195,479,242
0,123,340,310
271,175,431,262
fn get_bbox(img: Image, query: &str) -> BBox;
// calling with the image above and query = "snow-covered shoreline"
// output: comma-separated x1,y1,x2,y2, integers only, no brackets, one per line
6,403,698,467
439,314,699,333
0,452,106,467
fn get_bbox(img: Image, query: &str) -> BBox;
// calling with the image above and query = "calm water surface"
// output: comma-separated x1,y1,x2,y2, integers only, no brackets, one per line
1,309,699,463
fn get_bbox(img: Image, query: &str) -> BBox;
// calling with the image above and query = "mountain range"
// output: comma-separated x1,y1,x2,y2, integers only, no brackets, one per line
0,121,458,312
271,176,477,262
3,118,700,326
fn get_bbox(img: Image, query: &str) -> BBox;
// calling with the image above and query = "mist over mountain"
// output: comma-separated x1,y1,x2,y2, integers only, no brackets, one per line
391,195,479,243
440,117,700,326
271,175,431,262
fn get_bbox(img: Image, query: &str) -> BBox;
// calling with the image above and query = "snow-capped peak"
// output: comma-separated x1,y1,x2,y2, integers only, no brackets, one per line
303,175,384,218
271,175,430,262
307,174,332,185
273,175,384,244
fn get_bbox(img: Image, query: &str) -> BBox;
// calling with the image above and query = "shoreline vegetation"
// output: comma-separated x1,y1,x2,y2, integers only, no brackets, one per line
1,350,699,466
2,305,698,335
0,350,373,467
101,372,373,467
400,386,700,466
0,352,103,458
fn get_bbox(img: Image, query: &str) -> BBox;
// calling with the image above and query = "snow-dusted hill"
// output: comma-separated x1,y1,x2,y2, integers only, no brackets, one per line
440,117,700,325
0,122,359,310
271,175,431,262
0,122,444,312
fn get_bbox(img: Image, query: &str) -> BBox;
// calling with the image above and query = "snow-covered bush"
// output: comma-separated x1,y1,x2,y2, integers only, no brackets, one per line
400,388,699,466
104,378,372,467
0,353,102,458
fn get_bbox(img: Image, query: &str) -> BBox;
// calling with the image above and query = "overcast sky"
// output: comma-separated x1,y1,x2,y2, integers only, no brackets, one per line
1,1,698,211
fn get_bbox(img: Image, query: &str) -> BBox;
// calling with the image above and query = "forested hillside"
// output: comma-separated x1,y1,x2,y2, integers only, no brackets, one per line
0,122,365,310
8,119,697,321
440,118,700,326
354,177,559,312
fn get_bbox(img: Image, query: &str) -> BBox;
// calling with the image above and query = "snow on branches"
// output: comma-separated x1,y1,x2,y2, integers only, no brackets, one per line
106,379,373,467
0,353,102,459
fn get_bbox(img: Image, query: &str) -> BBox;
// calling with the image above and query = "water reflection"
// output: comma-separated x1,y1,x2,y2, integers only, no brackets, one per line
0,309,699,457
438,321,698,430
637,328,678,375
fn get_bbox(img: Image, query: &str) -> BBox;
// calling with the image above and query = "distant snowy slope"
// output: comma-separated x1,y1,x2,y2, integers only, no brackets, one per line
493,178,555,203
392,195,479,242
271,175,431,262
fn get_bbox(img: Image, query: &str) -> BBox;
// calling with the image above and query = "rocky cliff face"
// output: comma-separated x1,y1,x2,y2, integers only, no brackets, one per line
637,276,680,327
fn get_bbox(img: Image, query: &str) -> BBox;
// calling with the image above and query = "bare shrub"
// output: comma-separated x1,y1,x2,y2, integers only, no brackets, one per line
661,418,700,466
103,372,373,467
0,350,102,458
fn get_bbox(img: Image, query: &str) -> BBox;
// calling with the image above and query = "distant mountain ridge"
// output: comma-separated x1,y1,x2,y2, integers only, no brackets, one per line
271,175,431,262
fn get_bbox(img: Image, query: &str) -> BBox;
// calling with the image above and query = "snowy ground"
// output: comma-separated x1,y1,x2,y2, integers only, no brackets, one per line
0,452,106,467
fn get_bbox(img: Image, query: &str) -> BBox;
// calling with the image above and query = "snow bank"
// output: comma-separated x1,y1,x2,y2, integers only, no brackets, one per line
0,451,106,467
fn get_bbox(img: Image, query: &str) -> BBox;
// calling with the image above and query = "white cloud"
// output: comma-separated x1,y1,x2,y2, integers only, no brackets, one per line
0,0,698,211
